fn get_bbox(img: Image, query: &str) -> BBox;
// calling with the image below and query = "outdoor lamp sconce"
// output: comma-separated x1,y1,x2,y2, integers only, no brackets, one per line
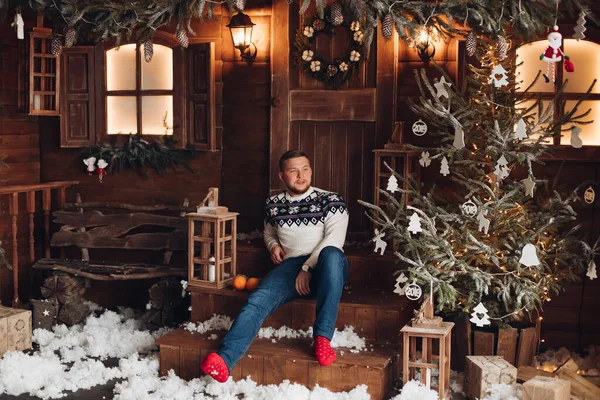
227,11,257,62
415,27,436,64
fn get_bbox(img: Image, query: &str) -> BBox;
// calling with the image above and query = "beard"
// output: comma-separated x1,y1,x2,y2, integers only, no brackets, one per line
286,181,310,196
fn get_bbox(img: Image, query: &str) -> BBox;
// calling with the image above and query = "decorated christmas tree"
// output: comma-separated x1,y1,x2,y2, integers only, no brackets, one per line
360,34,598,323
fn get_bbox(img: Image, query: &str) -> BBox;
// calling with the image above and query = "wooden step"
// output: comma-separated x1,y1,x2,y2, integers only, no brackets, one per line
190,287,414,344
157,327,398,400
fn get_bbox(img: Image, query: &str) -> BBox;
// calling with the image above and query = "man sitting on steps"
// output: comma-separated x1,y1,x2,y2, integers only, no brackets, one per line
200,149,349,383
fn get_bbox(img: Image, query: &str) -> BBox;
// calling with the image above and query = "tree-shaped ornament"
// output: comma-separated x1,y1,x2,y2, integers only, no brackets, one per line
493,154,510,179
440,157,450,176
489,64,508,87
394,272,409,295
387,174,399,193
541,26,574,83
515,118,527,140
372,229,387,256
407,213,422,235
584,186,595,204
453,125,465,149
573,11,587,41
571,126,583,148
434,77,451,99
587,260,597,280
470,302,491,327
520,244,540,267
419,151,431,167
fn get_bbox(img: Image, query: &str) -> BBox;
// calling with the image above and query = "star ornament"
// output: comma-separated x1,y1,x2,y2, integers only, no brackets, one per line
523,176,536,197
43,309,50,317
434,76,452,99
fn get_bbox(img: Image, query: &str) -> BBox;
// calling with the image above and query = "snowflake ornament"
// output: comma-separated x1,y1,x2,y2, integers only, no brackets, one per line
470,302,491,327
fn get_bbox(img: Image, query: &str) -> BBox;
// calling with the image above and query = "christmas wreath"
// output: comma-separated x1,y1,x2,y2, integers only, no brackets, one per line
293,2,366,90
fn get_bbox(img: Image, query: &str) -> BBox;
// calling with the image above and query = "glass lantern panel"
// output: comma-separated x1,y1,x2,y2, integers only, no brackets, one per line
561,100,600,146
515,40,554,93
106,44,136,91
141,96,173,135
140,44,173,90
562,39,600,94
107,96,137,134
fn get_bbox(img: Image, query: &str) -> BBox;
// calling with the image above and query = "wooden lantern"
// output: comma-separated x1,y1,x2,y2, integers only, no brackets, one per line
29,15,60,116
187,188,238,289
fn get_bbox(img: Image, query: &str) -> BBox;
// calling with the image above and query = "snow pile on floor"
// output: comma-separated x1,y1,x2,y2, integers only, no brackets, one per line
537,346,600,375
481,383,520,400
389,380,439,400
184,314,366,350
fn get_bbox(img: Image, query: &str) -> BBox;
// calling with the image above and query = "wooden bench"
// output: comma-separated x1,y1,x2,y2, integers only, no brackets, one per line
32,199,194,327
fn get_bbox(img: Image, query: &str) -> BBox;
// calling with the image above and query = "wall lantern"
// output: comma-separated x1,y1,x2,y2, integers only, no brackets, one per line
227,11,257,62
415,26,436,64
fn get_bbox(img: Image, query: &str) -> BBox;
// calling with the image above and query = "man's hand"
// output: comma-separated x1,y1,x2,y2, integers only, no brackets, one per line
295,270,311,295
270,245,286,265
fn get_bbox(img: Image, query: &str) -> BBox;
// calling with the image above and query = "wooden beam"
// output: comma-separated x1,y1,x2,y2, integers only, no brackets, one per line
290,89,376,122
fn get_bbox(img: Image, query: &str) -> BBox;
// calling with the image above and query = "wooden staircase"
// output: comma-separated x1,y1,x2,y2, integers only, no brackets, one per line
157,242,413,399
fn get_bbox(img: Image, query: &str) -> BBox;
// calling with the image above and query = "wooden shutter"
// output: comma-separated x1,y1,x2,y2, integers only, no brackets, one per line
60,46,95,147
186,43,216,151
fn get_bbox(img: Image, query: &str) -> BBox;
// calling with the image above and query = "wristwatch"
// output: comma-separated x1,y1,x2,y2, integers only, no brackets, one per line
301,264,313,273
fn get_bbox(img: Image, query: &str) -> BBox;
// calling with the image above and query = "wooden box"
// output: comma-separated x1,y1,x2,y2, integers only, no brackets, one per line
465,355,517,399
0,306,32,356
523,376,571,400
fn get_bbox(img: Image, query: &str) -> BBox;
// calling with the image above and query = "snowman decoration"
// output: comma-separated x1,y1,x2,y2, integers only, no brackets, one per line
540,26,574,83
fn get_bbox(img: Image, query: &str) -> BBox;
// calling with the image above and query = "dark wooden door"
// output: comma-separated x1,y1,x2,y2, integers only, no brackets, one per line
270,1,397,238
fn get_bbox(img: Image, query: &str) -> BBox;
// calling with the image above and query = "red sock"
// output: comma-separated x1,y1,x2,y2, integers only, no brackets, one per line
313,336,336,366
200,352,230,383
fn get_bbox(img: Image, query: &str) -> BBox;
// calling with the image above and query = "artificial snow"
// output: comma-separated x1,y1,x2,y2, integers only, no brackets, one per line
389,380,439,400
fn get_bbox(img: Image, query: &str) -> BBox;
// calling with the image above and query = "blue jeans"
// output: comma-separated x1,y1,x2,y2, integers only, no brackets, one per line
217,246,348,371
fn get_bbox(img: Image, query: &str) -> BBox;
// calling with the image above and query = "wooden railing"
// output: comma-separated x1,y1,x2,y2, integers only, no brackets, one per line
0,181,79,306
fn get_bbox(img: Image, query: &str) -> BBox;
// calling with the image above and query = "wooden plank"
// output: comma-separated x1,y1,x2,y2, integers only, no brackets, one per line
290,89,376,122
452,318,471,371
307,362,333,389
496,328,518,365
285,359,309,386
517,366,553,383
473,331,495,356
357,366,386,400
376,309,400,344
240,354,264,383
263,355,286,385
159,345,180,376
516,327,537,367
555,369,600,399
292,302,315,330
329,364,358,392
355,307,377,340
179,347,201,380
0,181,78,195
52,210,187,230
50,229,187,251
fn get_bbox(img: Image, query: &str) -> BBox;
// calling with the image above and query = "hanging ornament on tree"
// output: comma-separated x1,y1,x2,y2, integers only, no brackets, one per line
461,199,478,218
584,186,595,204
573,11,587,41
587,260,597,280
177,28,189,48
83,157,96,176
144,40,154,62
13,9,24,40
372,229,387,256
466,31,476,57
330,2,344,26
394,272,409,295
419,151,431,167
541,26,574,83
412,119,427,136
489,64,509,87
440,156,450,176
493,154,510,179
470,302,491,327
387,174,399,193
570,126,583,148
97,159,108,183
64,27,77,48
522,176,536,198
519,243,540,267
407,213,422,235
477,210,490,235
382,14,393,40
514,118,527,140
497,35,508,61
434,77,451,99
51,35,63,57
405,279,422,301
453,124,465,149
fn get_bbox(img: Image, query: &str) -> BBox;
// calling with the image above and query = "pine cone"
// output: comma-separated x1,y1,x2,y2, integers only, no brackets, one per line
64,28,76,48
144,40,154,63
177,28,189,48
466,31,476,57
327,64,338,76
313,19,325,31
497,35,508,60
51,35,63,57
330,2,343,26
235,0,245,11
382,14,393,39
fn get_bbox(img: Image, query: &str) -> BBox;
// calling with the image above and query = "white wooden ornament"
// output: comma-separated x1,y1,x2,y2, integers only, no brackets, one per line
519,243,540,267
493,154,510,179
489,64,509,87
43,309,50,317
571,126,583,148
13,11,24,40
515,118,527,140
372,229,387,256
453,125,465,149
407,213,422,235
419,151,431,167
434,76,451,99
584,186,595,204
587,260,597,280
461,199,478,217
394,272,409,295
440,157,450,176
83,157,97,174
412,119,428,136
405,279,422,301
470,302,491,327
477,210,490,235
387,175,399,193
523,176,536,197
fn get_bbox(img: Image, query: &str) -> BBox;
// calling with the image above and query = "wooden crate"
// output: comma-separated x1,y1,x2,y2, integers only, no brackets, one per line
0,306,32,356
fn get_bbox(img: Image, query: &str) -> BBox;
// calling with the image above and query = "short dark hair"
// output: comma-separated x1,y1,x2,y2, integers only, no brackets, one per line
279,150,310,172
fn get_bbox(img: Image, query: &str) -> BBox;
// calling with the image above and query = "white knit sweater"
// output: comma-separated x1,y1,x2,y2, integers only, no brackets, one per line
263,187,349,268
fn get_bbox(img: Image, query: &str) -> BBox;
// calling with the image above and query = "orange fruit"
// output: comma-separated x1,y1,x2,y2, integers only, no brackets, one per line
246,277,260,292
232,275,247,291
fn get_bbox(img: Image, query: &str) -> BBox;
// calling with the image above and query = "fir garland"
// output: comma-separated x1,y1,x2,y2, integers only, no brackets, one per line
294,2,366,89
80,134,196,178
0,242,10,270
